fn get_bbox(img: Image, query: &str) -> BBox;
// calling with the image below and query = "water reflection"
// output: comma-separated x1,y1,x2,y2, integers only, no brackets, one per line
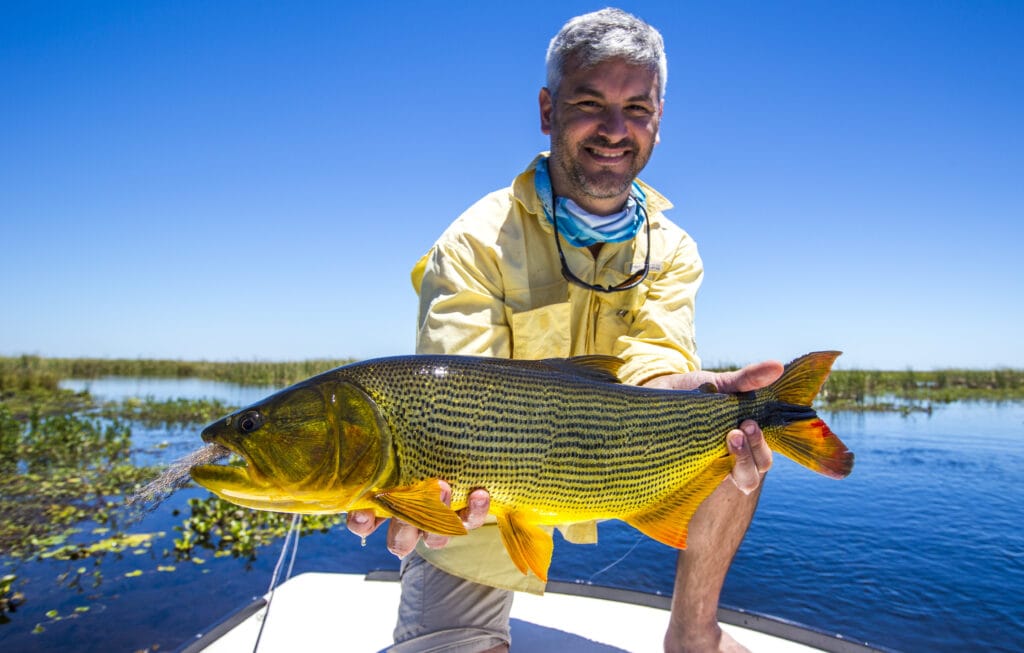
60,377,279,407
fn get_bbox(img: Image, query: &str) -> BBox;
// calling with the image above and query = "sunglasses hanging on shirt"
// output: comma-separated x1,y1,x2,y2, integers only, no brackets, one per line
535,157,651,293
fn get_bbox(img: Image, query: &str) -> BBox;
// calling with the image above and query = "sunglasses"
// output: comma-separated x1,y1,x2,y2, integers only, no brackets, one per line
552,204,651,293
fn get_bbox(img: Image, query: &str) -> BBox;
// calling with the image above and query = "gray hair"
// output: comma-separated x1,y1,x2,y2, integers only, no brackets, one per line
545,8,668,100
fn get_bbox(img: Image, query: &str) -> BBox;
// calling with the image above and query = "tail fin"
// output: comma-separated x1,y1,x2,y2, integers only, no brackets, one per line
764,351,854,479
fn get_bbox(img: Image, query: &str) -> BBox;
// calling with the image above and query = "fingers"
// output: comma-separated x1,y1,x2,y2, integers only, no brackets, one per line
642,360,784,394
387,518,424,557
727,420,773,494
350,481,491,557
422,481,454,550
717,360,784,394
346,509,387,537
459,489,491,530
425,487,491,548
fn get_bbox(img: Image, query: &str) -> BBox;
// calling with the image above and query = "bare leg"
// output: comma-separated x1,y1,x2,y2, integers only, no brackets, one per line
663,478,763,653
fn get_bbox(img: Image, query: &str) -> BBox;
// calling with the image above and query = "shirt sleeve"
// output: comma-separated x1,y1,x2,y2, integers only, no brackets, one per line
613,228,703,385
413,236,511,357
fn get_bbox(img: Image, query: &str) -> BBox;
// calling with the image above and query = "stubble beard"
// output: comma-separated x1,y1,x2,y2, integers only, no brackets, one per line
551,131,655,204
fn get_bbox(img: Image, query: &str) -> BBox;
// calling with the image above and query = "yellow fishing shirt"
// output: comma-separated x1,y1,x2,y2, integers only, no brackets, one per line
409,154,704,593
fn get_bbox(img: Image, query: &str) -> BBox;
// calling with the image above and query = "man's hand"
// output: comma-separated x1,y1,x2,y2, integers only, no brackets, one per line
345,482,491,558
642,360,784,494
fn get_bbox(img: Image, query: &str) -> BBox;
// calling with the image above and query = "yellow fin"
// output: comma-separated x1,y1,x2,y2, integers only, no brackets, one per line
771,350,842,406
624,457,734,549
557,520,598,544
764,351,854,478
495,511,554,582
371,479,467,536
769,417,854,479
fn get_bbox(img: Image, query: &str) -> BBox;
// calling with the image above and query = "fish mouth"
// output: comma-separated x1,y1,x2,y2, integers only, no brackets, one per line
190,439,271,499
190,437,331,512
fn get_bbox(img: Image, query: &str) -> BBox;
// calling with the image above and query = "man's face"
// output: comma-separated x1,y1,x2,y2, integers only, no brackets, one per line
540,56,663,214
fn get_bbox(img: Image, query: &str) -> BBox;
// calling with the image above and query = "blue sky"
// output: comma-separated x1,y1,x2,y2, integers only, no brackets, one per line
2,1,1022,370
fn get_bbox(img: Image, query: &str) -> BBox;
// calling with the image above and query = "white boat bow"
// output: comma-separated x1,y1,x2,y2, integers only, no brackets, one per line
179,571,886,652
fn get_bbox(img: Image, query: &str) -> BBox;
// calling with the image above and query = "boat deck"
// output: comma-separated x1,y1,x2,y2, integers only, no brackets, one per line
182,571,882,652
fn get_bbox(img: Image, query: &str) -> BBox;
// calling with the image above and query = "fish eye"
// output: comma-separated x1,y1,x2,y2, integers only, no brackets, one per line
237,410,265,434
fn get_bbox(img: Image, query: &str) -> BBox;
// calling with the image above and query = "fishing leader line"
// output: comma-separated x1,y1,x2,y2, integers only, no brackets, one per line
588,534,645,583
252,513,302,653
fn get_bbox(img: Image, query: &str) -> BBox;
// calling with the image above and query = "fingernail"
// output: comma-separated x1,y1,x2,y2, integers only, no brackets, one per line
350,512,367,525
742,422,757,437
729,432,745,450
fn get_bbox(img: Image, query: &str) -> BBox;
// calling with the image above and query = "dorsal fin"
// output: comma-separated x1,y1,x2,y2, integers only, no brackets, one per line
541,355,624,384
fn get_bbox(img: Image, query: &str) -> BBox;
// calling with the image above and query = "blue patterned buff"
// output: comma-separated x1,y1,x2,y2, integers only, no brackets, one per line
534,156,647,248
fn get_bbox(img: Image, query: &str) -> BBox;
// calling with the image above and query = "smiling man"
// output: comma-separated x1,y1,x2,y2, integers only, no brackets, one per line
347,9,781,653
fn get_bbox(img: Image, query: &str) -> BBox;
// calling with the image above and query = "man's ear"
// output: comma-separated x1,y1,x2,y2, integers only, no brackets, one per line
539,87,553,135
655,98,664,145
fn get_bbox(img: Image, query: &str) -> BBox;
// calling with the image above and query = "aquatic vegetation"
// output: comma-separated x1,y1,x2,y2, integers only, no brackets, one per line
820,366,1024,409
0,410,155,559
0,356,97,419
172,496,344,561
0,574,25,621
97,396,234,429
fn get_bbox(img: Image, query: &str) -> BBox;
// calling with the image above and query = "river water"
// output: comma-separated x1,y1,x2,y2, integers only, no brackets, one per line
2,382,1022,652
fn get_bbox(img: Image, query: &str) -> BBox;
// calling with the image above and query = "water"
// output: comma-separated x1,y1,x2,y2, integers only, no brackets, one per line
59,376,278,407
2,385,1023,652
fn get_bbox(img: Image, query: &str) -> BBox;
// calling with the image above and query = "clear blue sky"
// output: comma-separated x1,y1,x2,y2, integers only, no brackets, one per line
3,1,1021,370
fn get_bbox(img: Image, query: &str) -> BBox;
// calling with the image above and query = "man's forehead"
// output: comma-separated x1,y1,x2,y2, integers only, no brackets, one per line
558,56,660,98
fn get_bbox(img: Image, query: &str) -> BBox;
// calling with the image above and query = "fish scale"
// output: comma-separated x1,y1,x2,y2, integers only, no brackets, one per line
343,355,740,520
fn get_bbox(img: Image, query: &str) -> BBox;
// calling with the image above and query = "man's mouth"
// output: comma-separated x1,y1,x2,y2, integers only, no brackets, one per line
582,142,633,165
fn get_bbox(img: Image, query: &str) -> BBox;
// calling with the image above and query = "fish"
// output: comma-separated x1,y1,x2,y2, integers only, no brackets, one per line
191,351,853,582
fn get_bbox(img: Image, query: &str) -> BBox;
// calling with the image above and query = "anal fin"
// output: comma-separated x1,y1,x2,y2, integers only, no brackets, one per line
624,456,734,549
495,511,554,582
371,479,467,536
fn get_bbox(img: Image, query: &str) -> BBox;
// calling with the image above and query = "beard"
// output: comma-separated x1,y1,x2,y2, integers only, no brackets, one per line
550,131,656,202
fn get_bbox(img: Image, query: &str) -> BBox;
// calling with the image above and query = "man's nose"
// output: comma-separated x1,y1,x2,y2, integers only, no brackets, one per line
597,107,628,140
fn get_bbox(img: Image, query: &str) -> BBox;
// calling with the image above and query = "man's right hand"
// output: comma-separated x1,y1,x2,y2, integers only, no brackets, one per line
345,482,491,558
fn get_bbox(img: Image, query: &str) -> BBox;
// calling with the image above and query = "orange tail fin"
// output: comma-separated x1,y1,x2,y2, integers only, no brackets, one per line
764,351,854,479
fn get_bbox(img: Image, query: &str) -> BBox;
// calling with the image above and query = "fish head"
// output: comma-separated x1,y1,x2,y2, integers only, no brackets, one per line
190,376,392,513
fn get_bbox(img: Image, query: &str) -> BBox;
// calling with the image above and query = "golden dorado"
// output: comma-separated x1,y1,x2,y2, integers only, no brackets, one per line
191,351,853,581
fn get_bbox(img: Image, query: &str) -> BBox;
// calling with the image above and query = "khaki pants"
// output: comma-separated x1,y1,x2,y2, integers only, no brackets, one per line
389,549,513,653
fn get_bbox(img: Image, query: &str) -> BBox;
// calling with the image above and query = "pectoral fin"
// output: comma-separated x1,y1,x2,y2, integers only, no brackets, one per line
624,456,734,549
371,479,467,536
495,511,554,582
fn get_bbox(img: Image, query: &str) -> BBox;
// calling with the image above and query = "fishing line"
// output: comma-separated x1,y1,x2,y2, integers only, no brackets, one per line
252,513,302,653
587,534,645,583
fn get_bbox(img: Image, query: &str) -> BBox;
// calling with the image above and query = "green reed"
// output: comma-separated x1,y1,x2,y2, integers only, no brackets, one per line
0,355,354,388
817,367,1024,407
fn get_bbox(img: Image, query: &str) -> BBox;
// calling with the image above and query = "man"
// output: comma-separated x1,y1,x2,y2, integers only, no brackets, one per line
348,8,781,652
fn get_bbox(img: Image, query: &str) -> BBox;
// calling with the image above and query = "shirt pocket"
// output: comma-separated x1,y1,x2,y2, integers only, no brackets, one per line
593,288,643,354
510,301,571,360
